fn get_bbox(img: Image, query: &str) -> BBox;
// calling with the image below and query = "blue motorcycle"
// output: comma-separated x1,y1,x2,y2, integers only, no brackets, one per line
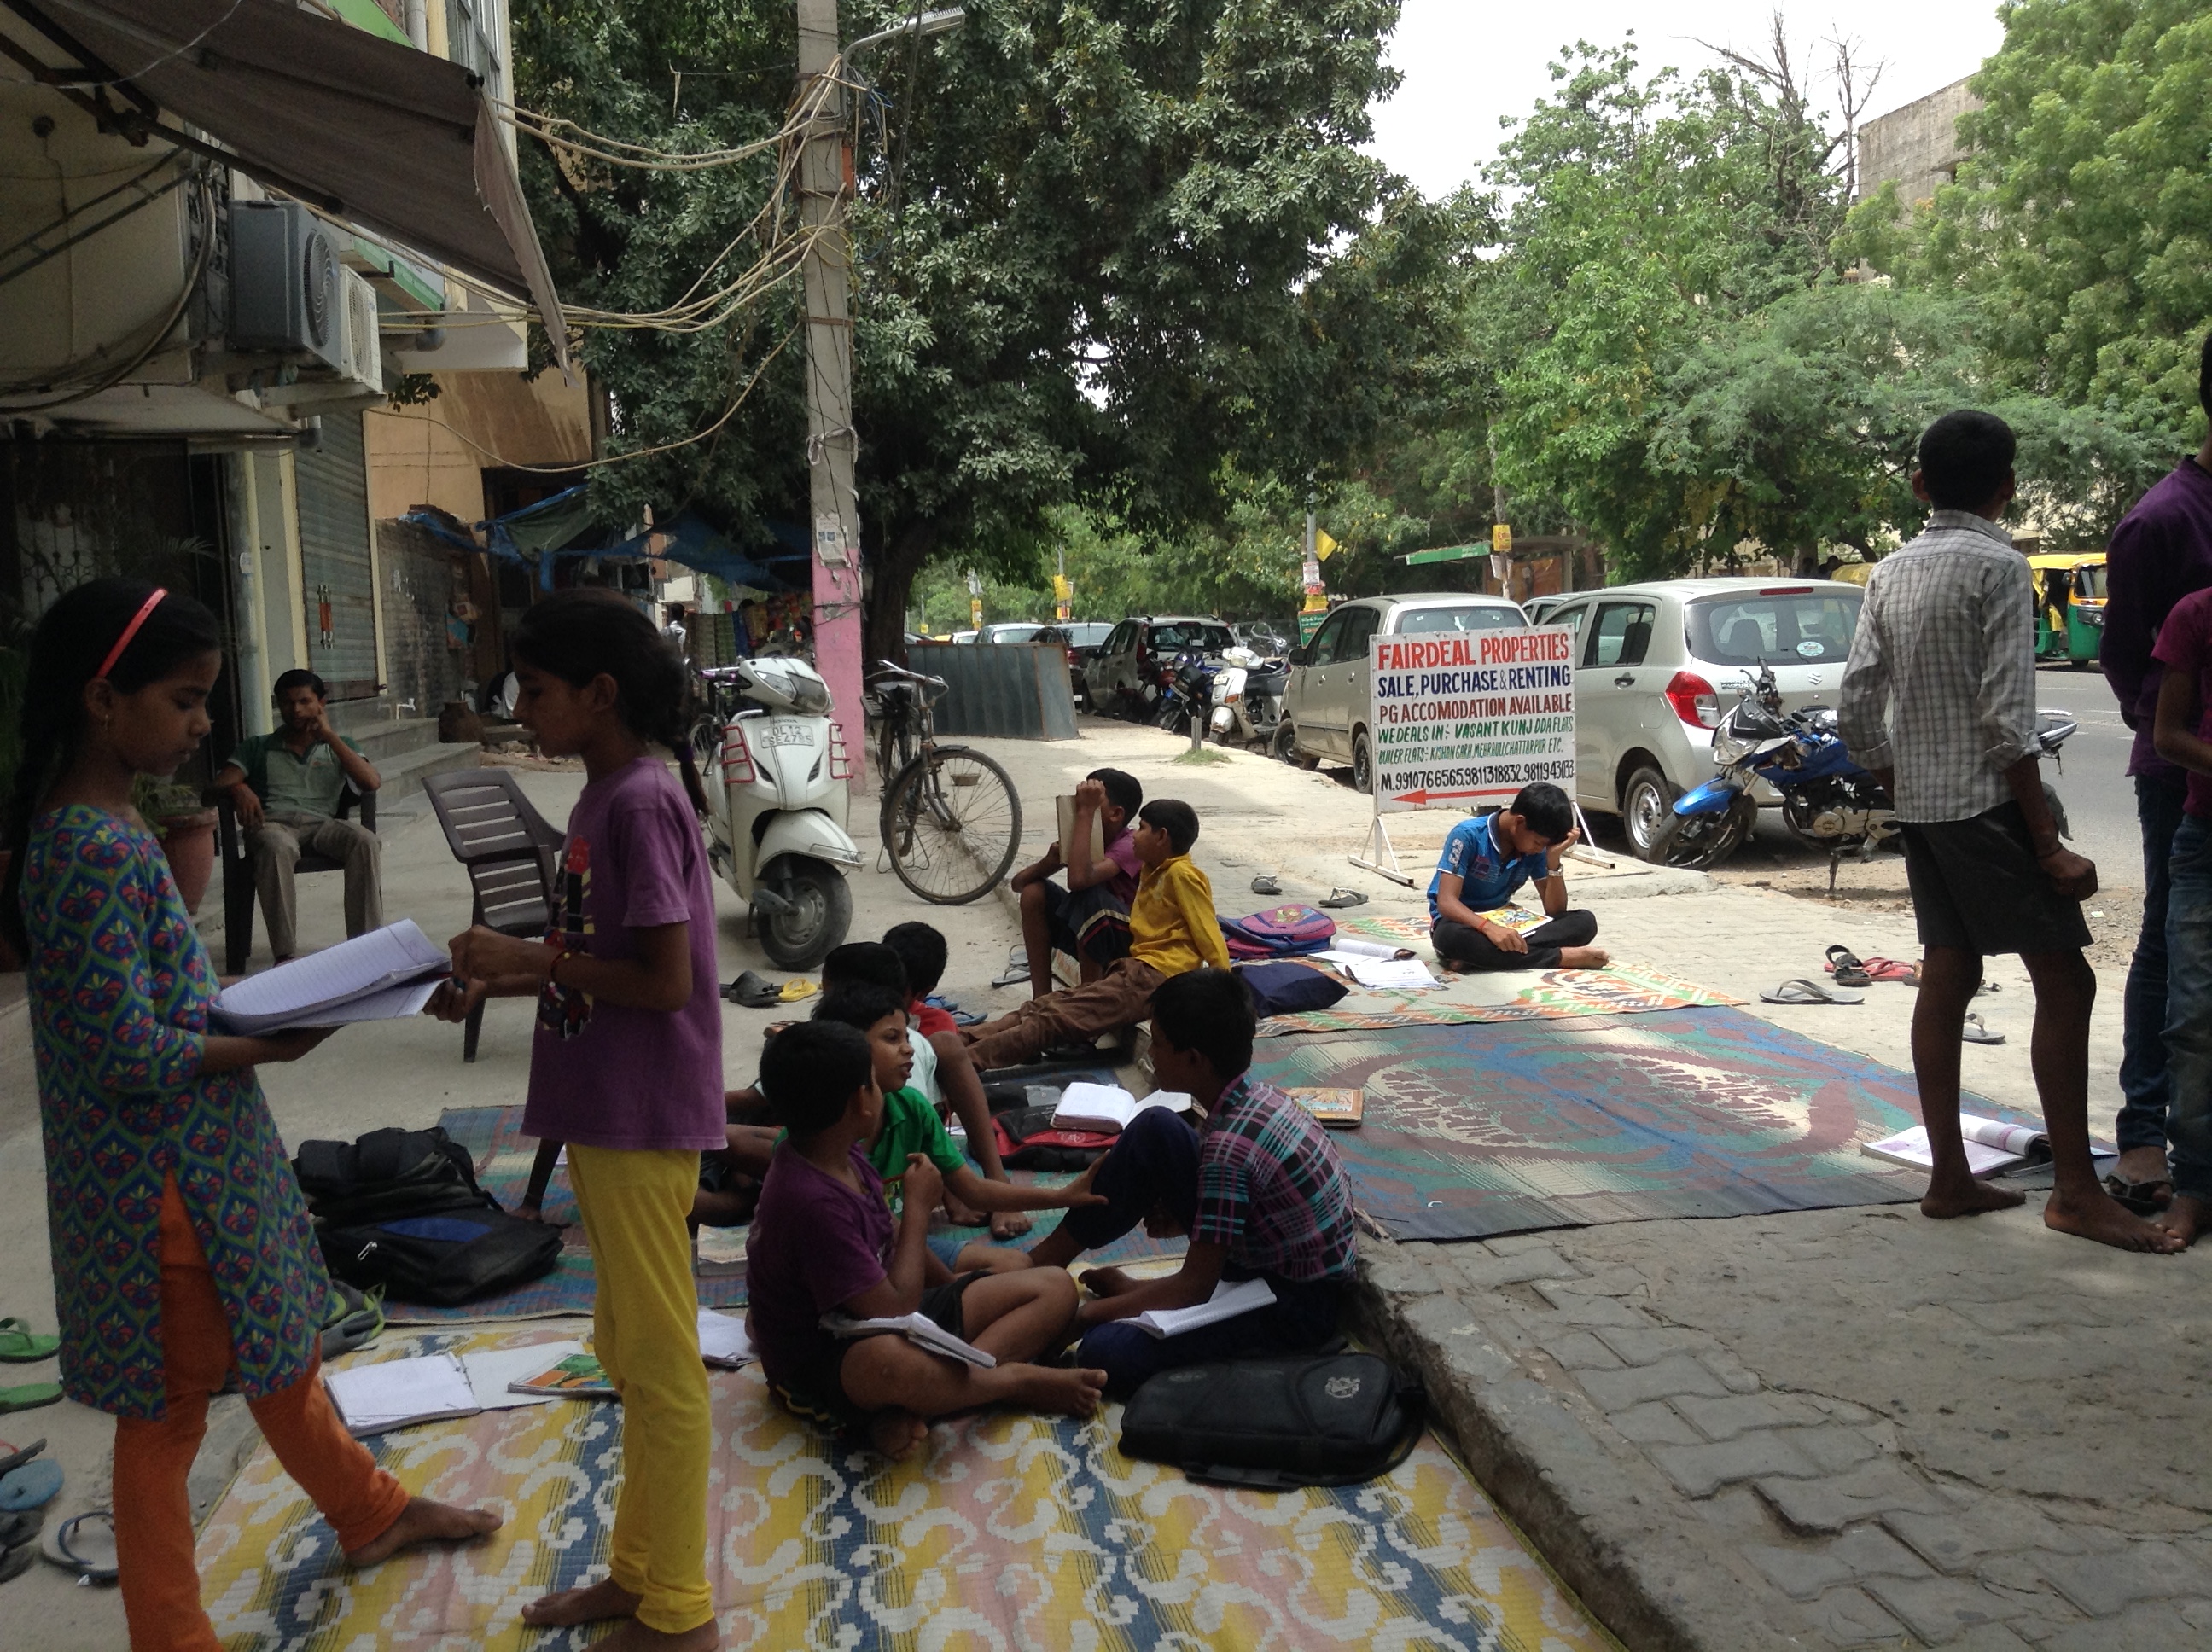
1658,664,2081,877
1656,664,1896,873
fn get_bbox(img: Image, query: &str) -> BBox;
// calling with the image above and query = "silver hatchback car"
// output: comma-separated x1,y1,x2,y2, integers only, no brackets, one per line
1279,592,1529,792
1539,578,1865,858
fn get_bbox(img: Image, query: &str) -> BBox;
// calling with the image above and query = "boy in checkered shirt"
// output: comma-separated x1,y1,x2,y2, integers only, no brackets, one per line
1025,968,1356,1396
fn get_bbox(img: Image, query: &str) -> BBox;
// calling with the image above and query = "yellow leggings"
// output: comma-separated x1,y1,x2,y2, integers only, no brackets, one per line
568,1145,714,1634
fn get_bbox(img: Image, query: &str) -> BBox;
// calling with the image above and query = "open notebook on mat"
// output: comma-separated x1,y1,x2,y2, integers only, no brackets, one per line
1052,1083,1192,1134
210,920,449,1034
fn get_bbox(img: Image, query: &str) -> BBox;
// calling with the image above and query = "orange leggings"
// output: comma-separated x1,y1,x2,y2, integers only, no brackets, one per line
114,1177,408,1652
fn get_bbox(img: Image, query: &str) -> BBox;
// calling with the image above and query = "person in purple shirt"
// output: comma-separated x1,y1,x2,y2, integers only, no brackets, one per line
2097,329,2212,1212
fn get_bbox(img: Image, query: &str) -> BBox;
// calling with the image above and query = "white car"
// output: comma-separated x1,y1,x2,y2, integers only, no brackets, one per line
979,622,1047,644
1539,578,1866,858
1278,593,1529,792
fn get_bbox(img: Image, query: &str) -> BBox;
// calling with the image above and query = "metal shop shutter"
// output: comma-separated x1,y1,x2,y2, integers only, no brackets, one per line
294,408,381,699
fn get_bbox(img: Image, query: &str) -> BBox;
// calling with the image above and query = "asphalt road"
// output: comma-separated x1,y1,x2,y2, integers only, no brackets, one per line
2034,662,2145,886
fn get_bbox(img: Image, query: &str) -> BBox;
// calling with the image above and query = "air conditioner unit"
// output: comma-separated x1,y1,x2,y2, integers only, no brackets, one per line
334,267,384,394
228,199,344,371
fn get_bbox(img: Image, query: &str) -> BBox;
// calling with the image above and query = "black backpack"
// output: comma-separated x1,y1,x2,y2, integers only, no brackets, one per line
1119,1352,1426,1490
294,1127,563,1306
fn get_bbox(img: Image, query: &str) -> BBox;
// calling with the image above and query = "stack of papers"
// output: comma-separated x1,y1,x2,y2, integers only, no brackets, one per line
696,1307,755,1369
1131,1277,1277,1340
1317,938,1416,962
821,1311,996,1368
1052,1083,1192,1133
210,920,449,1034
509,1353,620,1398
1336,955,1438,991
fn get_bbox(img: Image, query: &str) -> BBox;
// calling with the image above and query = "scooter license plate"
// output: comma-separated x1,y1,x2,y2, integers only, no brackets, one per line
753,721,813,748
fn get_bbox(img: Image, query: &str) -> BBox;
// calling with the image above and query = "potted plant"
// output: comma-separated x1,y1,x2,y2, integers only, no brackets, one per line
137,779,220,915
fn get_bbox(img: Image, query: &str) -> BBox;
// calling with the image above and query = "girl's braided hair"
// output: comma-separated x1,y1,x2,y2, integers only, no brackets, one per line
509,589,708,813
2,577,223,955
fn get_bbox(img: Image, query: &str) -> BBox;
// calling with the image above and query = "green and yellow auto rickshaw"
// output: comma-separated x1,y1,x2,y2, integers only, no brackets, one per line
2027,551,2106,667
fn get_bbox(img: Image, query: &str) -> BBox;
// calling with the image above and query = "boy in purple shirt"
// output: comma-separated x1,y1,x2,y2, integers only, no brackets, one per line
1010,767,1144,996
744,1021,1106,1459
2097,330,2212,1209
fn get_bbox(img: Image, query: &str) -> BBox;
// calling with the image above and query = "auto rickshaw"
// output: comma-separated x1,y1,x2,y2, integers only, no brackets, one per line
2027,551,2106,667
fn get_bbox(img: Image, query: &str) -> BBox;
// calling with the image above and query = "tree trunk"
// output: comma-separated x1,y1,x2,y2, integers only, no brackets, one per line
863,520,940,670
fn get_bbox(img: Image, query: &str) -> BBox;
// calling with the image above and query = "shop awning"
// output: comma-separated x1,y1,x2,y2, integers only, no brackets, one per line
7,0,567,371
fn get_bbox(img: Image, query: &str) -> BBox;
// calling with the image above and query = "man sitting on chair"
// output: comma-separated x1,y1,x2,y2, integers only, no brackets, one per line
212,669,383,963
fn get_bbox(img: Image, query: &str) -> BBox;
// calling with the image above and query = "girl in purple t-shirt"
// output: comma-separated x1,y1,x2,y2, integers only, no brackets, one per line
432,590,724,1652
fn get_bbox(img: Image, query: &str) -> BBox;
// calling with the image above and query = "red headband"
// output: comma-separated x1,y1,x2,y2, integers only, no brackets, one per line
96,588,169,681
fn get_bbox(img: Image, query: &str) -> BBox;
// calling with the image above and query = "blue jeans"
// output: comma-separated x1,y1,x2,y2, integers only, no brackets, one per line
2161,816,2212,1201
2119,773,2188,1155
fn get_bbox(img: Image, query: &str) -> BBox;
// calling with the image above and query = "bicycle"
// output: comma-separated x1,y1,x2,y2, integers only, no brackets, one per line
867,660,1023,905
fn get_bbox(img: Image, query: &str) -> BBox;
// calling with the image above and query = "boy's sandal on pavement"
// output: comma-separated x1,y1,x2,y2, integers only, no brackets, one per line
1318,888,1367,909
0,1385,60,1419
1761,978,1864,1005
0,1440,44,1480
1962,1012,2005,1044
46,1510,117,1583
0,1539,33,1587
1250,874,1282,896
1860,956,1920,984
0,1458,62,1512
2102,1172,2174,1215
0,1321,57,1365
722,971,784,1009
0,1509,41,1552
1823,945,1872,988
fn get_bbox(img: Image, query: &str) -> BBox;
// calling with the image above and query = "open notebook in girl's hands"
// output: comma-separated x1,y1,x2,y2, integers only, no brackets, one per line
209,920,451,1034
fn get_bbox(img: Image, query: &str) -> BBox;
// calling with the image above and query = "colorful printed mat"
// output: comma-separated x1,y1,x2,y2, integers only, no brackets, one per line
1254,914,1738,1038
391,1108,1183,1324
1251,1007,2005,1242
197,1327,1615,1651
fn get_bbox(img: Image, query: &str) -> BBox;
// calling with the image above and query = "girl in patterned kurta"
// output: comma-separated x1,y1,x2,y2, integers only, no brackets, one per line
0,579,500,1651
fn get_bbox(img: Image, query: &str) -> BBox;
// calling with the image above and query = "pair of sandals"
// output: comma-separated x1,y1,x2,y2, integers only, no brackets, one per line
0,1318,61,1421
1823,946,1921,988
0,1439,108,1588
1249,875,1369,910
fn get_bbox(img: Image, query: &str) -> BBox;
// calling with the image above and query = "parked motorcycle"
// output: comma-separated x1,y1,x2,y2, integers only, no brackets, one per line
1150,650,1217,736
1208,645,1288,748
691,658,861,969
1656,665,2081,879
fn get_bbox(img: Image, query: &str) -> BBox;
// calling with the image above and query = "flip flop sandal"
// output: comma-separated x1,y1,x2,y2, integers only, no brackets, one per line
0,1509,40,1551
2102,1172,2174,1215
991,946,1031,989
0,1541,33,1586
777,979,818,1004
1761,978,1865,1005
0,1320,57,1365
0,1440,44,1480
0,1457,61,1512
0,1385,59,1418
48,1509,116,1583
1318,888,1368,909
1825,945,1872,988
1250,874,1283,896
1962,1013,2005,1045
1860,957,1921,985
722,970,783,1010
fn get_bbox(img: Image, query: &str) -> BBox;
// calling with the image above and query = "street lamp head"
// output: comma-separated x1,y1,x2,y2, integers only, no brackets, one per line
847,8,966,60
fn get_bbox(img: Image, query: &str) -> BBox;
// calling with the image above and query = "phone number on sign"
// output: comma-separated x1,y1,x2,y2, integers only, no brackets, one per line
1378,759,1576,789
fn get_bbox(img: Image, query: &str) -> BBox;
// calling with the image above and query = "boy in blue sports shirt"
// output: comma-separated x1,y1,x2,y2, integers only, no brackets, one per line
1428,782,1609,972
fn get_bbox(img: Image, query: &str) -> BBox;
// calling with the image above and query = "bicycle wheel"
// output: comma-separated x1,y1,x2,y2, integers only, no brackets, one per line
880,747,1023,905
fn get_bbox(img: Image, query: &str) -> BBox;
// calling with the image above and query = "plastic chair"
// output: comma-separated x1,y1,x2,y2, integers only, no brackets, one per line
218,786,376,976
419,767,567,1062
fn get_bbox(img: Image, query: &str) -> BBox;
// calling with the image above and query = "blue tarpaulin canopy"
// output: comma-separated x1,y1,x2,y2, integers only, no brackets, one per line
400,486,810,592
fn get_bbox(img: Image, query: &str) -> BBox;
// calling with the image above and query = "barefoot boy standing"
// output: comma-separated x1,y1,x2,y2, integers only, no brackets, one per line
1839,410,2180,1253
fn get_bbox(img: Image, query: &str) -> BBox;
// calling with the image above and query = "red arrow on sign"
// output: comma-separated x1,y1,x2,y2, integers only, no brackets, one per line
1390,787,1505,806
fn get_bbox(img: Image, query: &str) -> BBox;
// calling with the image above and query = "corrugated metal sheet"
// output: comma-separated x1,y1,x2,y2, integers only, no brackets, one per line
909,642,1079,740
295,407,380,698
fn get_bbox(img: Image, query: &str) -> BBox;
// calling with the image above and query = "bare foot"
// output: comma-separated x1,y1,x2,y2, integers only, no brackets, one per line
343,1495,501,1567
2155,1194,2211,1247
579,1618,720,1650
522,1577,642,1628
1559,946,1610,968
943,1198,990,1228
1008,1364,1108,1418
989,1210,1033,1241
1919,1177,2026,1219
868,1409,930,1460
2047,1186,2186,1253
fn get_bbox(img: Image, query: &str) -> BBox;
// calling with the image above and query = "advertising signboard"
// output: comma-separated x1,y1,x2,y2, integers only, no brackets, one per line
1368,625,1576,813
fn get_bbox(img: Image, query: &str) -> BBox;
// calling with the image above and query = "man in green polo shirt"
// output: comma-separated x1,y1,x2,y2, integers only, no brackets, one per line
212,669,384,963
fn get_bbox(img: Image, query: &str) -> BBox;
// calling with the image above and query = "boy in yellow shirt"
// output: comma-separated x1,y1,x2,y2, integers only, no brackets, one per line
963,800,1227,1070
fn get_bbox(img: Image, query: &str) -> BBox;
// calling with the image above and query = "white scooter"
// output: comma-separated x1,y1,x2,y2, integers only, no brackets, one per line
692,658,861,969
1208,645,1287,748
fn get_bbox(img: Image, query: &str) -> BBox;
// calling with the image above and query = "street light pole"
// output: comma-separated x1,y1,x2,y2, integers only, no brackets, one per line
795,0,865,788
